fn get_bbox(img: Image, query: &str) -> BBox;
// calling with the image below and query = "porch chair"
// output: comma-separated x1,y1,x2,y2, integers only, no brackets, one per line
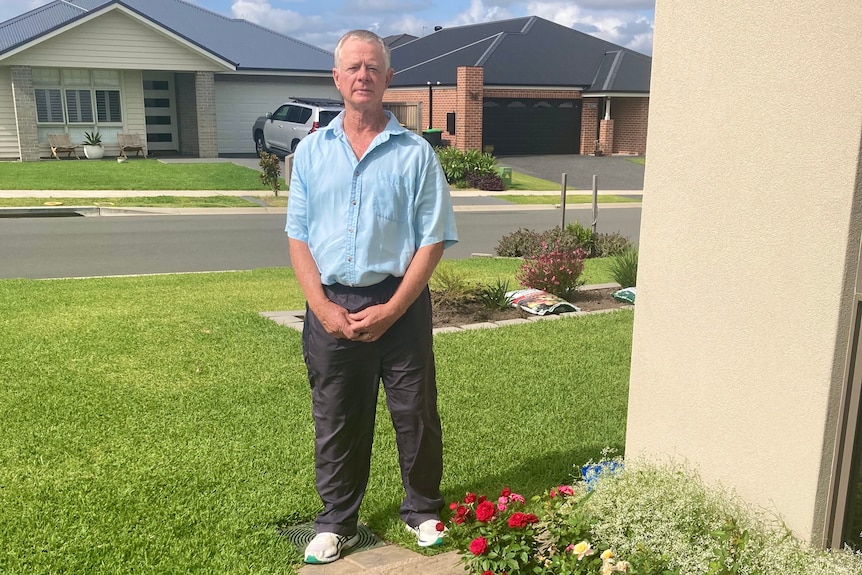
47,133,82,160
117,133,147,159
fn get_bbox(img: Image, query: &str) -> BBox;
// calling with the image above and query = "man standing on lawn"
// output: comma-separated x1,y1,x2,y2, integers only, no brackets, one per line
285,29,458,565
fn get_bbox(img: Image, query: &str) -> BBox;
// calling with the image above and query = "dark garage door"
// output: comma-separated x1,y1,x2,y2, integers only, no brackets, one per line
483,98,582,155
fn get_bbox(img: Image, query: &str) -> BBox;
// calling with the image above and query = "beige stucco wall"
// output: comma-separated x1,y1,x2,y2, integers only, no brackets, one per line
625,1,862,544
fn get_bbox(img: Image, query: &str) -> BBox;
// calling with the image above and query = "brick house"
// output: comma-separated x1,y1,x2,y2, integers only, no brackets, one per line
0,0,338,161
383,17,651,156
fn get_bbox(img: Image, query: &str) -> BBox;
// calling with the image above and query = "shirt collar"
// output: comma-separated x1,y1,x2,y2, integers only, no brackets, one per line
328,110,407,139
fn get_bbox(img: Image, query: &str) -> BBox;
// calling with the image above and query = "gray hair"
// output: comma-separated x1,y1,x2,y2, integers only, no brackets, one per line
334,30,391,71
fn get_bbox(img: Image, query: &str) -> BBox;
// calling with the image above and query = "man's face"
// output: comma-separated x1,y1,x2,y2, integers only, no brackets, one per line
333,38,393,111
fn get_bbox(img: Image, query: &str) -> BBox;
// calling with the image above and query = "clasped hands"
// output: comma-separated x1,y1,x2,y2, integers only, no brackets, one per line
315,300,396,342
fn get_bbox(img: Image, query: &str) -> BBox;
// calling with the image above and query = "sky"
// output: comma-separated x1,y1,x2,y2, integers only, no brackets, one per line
0,0,655,55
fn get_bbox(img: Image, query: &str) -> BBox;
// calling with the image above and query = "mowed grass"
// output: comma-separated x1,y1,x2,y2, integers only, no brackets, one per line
0,265,632,574
0,159,282,191
0,195,288,208
498,194,640,205
441,255,616,287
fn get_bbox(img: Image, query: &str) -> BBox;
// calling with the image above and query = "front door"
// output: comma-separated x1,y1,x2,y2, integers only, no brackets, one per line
142,72,178,152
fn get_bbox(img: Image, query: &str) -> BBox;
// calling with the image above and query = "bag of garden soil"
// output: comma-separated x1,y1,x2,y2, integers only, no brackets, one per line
505,289,580,316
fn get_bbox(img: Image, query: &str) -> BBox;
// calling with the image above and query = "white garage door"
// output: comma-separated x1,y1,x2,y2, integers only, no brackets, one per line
215,76,340,155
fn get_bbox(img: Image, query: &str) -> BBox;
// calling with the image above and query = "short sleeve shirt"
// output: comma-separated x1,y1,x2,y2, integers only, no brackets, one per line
285,111,458,287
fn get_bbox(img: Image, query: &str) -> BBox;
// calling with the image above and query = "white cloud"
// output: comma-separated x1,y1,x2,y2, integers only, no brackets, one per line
527,0,653,54
447,0,513,27
231,0,305,33
0,0,51,23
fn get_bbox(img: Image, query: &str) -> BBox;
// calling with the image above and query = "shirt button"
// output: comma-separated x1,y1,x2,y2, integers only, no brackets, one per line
348,228,353,233
347,257,353,262
354,171,360,177
352,200,356,205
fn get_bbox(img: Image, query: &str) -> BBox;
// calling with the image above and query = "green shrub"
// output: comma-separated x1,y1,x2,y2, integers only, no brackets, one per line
258,151,281,196
608,248,638,288
516,242,588,300
594,232,634,257
478,278,513,310
436,146,469,182
539,226,591,256
430,262,478,306
495,228,542,258
436,147,499,186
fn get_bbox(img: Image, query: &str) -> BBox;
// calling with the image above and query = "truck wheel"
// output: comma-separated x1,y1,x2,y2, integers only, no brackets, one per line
255,133,268,155
290,139,301,153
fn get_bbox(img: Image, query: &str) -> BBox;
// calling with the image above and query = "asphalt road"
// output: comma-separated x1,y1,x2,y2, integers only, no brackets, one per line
0,207,641,279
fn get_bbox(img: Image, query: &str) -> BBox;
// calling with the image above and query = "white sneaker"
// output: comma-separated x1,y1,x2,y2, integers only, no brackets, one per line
303,532,359,564
405,519,446,547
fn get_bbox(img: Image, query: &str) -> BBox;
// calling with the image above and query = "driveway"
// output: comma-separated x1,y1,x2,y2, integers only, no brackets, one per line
495,154,644,191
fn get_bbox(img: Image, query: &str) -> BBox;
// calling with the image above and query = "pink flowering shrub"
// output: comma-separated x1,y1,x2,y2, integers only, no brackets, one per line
516,241,589,300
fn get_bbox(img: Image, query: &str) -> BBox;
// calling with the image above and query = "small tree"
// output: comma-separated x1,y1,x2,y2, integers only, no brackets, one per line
258,151,281,196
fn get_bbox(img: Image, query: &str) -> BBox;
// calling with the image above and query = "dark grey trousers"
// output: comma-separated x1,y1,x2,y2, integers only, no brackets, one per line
302,276,444,536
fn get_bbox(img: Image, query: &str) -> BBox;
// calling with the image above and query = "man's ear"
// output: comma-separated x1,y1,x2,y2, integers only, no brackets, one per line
385,68,394,89
332,68,340,88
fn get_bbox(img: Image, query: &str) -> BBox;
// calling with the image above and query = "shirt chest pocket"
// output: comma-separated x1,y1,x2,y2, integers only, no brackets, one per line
372,173,412,223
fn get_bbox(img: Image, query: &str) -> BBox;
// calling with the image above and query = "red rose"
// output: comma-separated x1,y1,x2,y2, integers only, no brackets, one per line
449,502,458,510
464,492,476,504
469,537,488,555
455,505,469,518
475,500,496,522
452,515,465,525
524,513,538,524
435,521,445,532
501,487,511,497
508,512,529,528
482,571,494,575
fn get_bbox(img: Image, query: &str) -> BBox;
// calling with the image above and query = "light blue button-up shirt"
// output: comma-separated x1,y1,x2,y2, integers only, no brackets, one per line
286,111,458,287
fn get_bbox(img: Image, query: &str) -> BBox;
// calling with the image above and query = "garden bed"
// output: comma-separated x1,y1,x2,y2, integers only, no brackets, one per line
432,286,631,328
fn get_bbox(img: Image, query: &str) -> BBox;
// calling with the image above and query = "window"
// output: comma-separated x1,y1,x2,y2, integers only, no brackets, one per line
65,89,93,123
35,89,64,123
33,68,123,125
96,90,122,123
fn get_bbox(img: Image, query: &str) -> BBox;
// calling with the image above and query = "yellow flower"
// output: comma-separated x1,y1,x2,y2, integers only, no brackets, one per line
572,540,595,560
601,549,615,560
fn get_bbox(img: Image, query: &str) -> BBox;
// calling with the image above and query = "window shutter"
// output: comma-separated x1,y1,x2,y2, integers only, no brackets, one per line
35,89,64,122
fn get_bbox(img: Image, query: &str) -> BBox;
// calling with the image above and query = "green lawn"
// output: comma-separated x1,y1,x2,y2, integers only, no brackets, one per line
0,263,632,574
0,159,283,191
0,195,288,208
498,194,640,205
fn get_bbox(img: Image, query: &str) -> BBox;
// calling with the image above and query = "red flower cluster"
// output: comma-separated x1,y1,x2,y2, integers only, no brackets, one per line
507,512,539,528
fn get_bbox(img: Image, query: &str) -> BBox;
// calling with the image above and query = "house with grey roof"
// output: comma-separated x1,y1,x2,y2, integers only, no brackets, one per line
0,0,340,160
383,16,651,156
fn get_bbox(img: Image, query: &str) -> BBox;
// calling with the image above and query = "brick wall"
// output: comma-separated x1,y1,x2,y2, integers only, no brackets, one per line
455,66,483,151
11,66,39,161
599,119,614,156
609,97,648,154
386,78,648,156
195,72,218,158
581,97,601,155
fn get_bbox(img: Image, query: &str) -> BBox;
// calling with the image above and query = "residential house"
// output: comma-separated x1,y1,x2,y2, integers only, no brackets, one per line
384,16,651,156
0,0,339,161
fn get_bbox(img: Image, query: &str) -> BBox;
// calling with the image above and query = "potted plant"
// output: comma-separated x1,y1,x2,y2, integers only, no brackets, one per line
83,131,104,159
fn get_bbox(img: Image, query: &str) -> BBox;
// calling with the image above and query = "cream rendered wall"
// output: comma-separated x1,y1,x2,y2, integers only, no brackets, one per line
0,67,19,159
626,1,862,544
3,10,227,72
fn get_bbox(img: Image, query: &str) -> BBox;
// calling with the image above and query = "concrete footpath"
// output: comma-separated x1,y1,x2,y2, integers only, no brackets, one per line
0,188,642,217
